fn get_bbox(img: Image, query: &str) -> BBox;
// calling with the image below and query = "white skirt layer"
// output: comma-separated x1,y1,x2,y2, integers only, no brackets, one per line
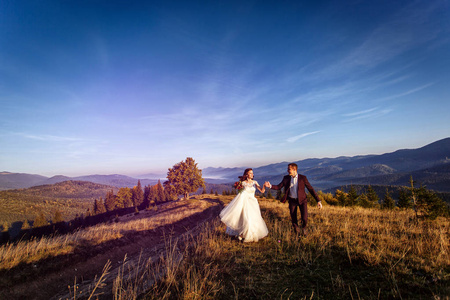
219,191,268,242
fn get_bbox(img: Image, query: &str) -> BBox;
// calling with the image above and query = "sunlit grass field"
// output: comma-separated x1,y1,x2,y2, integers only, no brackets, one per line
141,197,449,299
0,198,214,271
1,195,448,299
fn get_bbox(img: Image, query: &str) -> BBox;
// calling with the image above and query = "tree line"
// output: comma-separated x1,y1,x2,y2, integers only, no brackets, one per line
92,180,173,214
316,176,449,219
91,157,206,214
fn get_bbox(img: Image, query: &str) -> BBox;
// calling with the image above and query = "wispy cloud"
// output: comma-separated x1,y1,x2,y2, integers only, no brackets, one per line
287,131,320,143
377,82,435,102
343,107,392,122
20,133,84,142
344,107,379,118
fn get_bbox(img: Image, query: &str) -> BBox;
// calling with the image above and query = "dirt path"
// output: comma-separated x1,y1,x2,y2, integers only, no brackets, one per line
1,197,223,300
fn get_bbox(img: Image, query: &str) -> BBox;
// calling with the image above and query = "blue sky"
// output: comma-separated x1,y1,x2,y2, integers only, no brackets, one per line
1,0,449,177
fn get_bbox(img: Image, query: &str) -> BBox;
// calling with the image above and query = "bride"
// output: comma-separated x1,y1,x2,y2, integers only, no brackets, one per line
219,168,268,242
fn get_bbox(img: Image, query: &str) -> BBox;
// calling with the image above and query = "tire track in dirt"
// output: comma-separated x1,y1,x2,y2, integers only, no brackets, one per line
1,197,223,300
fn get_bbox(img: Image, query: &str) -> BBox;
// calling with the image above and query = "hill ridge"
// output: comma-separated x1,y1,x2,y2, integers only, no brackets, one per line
1,137,450,192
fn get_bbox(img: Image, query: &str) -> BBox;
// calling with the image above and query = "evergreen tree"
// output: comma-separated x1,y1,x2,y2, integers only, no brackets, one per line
144,185,156,206
397,188,412,209
382,188,395,209
276,190,281,200
210,189,214,194
34,211,48,228
152,185,160,203
104,189,117,211
143,185,151,207
52,210,64,223
335,189,347,206
96,197,107,214
21,220,31,230
358,193,372,208
165,157,205,200
156,180,165,202
93,198,99,214
320,191,338,206
409,176,419,219
132,180,144,207
346,185,358,206
117,187,133,208
366,185,380,208
415,186,449,219
267,189,273,199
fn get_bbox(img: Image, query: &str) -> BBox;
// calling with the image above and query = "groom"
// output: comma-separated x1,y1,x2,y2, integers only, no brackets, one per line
264,163,322,236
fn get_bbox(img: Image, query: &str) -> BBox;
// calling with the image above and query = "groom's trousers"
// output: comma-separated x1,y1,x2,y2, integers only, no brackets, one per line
288,197,308,232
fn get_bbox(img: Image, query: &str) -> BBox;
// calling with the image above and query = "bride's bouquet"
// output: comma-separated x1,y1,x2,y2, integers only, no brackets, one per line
233,181,244,193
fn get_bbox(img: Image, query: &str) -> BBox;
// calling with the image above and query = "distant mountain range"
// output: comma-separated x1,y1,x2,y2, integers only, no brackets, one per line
0,173,159,191
203,137,450,192
1,137,450,192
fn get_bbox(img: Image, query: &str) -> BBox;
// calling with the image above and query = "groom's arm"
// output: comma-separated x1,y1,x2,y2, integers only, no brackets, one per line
268,176,288,190
303,176,322,205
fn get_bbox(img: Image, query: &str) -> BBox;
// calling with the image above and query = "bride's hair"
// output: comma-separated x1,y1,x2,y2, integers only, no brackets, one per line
238,168,253,181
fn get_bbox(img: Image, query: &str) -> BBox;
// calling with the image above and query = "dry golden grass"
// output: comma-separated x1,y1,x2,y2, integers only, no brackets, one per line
294,204,449,274
1,195,449,299
136,197,449,299
0,198,215,271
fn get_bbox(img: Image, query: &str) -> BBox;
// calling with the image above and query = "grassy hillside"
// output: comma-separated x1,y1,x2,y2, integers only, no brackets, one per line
0,195,448,299
143,199,449,299
0,196,220,299
0,180,117,226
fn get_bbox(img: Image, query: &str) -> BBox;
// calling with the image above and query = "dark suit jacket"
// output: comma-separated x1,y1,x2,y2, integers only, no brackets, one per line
271,174,320,204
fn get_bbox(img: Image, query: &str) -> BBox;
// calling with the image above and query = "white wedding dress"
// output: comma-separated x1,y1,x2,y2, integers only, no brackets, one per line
219,180,268,242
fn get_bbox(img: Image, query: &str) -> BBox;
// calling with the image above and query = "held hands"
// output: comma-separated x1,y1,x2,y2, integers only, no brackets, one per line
262,181,322,209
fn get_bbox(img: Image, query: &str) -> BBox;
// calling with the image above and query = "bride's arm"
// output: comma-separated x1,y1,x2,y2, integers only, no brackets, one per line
255,181,265,193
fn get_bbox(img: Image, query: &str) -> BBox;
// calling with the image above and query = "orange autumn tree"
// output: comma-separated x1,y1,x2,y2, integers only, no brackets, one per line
165,157,205,200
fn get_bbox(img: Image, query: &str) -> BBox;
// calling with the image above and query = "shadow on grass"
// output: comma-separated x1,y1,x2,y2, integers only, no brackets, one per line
218,244,449,299
0,200,223,300
214,208,449,300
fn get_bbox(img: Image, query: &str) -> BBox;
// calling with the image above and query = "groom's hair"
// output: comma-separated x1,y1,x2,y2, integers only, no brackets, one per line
288,163,298,171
